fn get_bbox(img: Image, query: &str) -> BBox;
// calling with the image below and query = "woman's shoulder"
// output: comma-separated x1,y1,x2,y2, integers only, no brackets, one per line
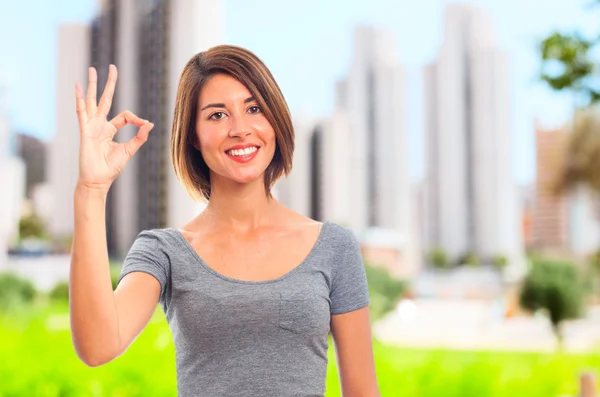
132,227,185,251
322,220,359,243
313,221,362,263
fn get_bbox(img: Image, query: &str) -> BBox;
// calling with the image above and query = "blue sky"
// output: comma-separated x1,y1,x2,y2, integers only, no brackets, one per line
0,0,597,183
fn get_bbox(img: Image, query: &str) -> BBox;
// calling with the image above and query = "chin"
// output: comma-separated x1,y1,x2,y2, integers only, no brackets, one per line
230,171,264,185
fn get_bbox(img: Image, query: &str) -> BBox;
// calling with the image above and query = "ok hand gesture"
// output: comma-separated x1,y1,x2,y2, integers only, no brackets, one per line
75,65,153,192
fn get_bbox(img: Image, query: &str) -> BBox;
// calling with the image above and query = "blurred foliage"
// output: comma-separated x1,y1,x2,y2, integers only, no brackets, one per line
48,266,121,303
539,32,599,105
539,5,600,257
364,263,407,322
49,282,69,303
0,305,599,396
0,272,37,312
538,0,600,108
18,213,48,240
110,265,122,290
491,254,508,270
586,250,600,297
590,249,600,273
519,260,585,349
455,251,480,267
427,248,451,269
552,108,600,195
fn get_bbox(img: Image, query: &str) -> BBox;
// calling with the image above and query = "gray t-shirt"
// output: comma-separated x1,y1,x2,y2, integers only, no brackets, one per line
117,220,370,397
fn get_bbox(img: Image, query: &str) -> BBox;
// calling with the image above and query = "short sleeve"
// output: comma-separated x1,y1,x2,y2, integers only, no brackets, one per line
117,230,170,308
329,227,371,315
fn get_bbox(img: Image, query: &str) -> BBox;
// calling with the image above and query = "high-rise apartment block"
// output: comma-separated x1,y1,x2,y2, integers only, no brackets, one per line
70,0,222,258
424,4,523,271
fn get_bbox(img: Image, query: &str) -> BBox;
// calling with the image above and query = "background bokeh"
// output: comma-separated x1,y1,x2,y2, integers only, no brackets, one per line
1,0,600,396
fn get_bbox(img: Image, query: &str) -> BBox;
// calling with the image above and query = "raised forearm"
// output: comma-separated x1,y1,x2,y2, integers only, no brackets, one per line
69,184,120,366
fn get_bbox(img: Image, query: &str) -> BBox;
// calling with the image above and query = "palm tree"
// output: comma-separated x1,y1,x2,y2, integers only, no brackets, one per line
552,107,600,202
538,10,600,295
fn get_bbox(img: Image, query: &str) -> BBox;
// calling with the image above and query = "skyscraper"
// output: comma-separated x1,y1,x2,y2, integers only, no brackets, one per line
424,4,523,271
16,133,47,199
0,88,26,266
275,118,315,218
49,24,89,241
532,121,600,256
336,26,409,234
333,26,419,276
88,0,222,258
531,122,569,250
310,111,353,226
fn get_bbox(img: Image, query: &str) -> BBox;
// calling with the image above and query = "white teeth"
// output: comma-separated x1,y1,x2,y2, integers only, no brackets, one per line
227,147,258,156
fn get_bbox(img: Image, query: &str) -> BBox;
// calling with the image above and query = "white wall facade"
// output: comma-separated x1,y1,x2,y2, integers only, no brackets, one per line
319,111,352,225
340,26,410,233
111,0,141,258
49,25,89,239
0,106,25,266
276,118,314,217
425,4,524,271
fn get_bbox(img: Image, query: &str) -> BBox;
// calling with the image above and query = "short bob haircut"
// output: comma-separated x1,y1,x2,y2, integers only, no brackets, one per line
170,45,295,201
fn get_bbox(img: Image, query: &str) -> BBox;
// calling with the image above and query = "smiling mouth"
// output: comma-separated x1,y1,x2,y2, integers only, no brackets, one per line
225,146,259,157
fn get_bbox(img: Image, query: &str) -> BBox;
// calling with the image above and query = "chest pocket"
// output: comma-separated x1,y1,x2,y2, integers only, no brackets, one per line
278,285,330,336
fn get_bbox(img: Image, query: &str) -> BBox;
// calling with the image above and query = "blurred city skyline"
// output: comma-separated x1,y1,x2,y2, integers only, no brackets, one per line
0,0,597,185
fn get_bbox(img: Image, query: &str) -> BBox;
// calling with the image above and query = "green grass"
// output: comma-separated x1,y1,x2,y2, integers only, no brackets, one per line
1,305,598,397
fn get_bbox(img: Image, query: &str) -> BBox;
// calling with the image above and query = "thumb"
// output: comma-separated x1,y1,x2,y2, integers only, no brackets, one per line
123,122,154,159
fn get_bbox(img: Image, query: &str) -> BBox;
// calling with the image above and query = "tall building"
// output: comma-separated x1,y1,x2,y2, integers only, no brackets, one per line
16,133,47,199
88,0,222,258
336,25,410,234
313,111,353,226
333,26,419,277
531,123,569,250
49,24,89,241
568,186,600,255
276,118,315,218
424,4,524,273
0,89,26,266
532,121,600,256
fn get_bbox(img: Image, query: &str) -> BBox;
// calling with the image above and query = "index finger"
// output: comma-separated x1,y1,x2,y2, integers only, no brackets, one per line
98,64,118,117
109,110,148,130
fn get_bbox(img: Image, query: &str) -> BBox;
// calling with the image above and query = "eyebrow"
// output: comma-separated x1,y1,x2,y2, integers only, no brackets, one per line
200,96,256,112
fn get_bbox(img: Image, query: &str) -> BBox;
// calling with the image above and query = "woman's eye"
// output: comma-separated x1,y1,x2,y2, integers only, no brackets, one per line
248,106,261,114
209,112,225,120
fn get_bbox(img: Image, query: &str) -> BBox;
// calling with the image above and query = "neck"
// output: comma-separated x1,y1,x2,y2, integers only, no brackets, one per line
200,175,281,232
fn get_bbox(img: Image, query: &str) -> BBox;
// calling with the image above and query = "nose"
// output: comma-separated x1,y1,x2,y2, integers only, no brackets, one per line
228,113,252,139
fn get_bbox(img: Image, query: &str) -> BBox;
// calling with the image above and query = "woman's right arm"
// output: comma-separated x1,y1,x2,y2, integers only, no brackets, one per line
69,65,158,367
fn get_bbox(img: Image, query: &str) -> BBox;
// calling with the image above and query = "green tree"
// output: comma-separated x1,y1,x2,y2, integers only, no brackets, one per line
49,281,69,303
456,251,480,267
427,248,451,269
539,5,600,295
364,263,407,322
492,254,508,270
18,213,47,240
519,260,585,349
0,272,37,312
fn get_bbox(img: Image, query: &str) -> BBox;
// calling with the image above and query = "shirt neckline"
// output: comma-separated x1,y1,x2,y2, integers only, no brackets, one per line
168,220,330,285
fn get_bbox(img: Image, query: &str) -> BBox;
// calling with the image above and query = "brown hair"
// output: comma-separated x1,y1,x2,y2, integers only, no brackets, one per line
170,45,295,201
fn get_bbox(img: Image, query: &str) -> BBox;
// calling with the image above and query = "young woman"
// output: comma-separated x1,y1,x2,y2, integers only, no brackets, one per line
69,45,380,396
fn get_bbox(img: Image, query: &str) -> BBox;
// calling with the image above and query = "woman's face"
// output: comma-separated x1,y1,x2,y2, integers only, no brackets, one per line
195,73,276,187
